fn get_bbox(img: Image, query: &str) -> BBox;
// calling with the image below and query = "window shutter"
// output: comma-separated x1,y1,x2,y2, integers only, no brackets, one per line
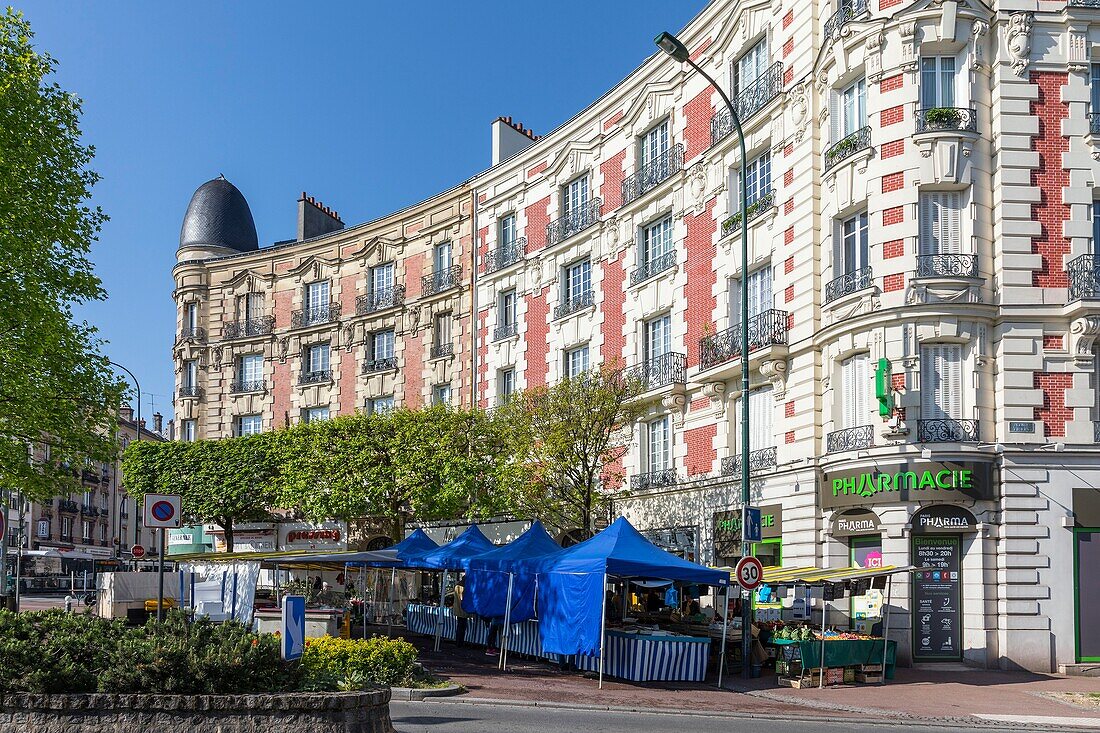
829,91,840,143
729,278,742,328
919,194,935,256
943,345,962,419
944,192,961,254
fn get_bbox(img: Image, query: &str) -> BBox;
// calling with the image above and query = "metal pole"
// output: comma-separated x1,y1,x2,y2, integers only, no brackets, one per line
156,528,166,622
108,361,141,549
717,584,731,688
388,567,396,637
0,488,8,608
499,572,514,671
598,572,608,690
880,574,893,685
435,569,448,652
819,584,828,689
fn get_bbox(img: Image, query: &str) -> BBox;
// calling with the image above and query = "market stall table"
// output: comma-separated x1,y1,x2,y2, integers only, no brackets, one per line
574,630,711,682
773,637,896,678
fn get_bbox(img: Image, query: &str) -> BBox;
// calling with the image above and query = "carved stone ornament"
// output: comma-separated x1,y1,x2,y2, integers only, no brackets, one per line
759,359,789,399
210,345,224,370
971,20,989,72
277,336,290,363
1069,27,1089,73
603,216,621,252
791,81,810,142
1006,13,1033,78
866,32,885,82
900,21,918,72
342,323,356,351
1071,316,1100,358
688,162,708,209
701,381,727,416
662,393,687,421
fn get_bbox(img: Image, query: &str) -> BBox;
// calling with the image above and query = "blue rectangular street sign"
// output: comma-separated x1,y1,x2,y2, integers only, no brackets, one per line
743,506,762,544
282,595,306,661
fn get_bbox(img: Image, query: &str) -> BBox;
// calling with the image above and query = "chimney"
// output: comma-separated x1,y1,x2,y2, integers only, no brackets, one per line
298,192,344,241
119,405,134,422
491,116,540,166
139,418,146,430
153,412,163,434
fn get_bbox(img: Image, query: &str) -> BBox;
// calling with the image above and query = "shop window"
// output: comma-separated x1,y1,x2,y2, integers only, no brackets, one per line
752,537,782,567
850,535,884,631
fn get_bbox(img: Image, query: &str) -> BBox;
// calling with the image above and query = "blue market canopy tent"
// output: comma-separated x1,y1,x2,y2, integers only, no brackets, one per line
404,525,495,570
533,517,730,659
462,520,562,622
389,528,440,565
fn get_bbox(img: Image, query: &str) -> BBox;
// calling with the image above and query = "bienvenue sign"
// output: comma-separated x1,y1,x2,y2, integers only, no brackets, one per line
821,461,995,510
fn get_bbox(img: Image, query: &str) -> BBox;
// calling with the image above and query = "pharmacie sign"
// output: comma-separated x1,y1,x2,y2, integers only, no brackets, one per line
714,503,782,556
821,461,995,510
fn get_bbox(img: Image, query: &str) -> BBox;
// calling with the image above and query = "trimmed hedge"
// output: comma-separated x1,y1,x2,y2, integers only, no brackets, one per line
300,636,419,690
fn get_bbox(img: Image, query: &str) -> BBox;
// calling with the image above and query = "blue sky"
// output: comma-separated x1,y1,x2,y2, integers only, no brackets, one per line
23,1,707,425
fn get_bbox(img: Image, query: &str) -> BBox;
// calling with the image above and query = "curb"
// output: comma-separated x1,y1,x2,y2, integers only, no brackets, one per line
388,684,465,701
416,695,1086,731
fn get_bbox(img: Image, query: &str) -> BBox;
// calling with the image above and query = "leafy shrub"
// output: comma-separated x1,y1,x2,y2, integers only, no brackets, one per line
300,635,418,689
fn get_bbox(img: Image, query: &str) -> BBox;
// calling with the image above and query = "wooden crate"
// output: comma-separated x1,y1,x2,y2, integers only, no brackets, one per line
778,673,822,689
860,664,883,672
855,671,883,684
843,667,856,683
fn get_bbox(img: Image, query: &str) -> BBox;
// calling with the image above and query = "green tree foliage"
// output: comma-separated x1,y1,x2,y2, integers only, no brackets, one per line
0,9,125,501
492,366,648,536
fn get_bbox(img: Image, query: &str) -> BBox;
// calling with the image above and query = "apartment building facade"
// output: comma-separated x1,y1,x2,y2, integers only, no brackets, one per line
173,0,1100,672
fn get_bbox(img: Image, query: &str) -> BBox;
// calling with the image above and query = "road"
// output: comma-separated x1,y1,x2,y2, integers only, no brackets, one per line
389,700,1038,733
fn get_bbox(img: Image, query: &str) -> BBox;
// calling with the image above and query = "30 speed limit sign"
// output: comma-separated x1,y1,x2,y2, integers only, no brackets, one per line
735,556,764,591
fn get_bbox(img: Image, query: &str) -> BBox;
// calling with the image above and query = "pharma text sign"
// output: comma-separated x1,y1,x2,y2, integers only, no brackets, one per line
821,461,995,510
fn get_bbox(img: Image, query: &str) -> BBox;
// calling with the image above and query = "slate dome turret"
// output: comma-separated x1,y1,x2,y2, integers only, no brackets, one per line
178,176,259,257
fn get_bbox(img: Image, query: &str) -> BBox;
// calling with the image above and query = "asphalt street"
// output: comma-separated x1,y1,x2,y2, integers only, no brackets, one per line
389,700,1041,733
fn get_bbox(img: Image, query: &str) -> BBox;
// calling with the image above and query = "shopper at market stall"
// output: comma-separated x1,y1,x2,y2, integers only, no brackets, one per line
453,578,469,648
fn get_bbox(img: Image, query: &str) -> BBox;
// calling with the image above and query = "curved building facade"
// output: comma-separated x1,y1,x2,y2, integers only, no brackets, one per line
173,0,1100,672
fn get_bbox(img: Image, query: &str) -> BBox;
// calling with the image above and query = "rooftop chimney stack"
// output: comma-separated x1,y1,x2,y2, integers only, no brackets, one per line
120,405,134,422
153,412,163,434
298,192,344,241
491,116,540,166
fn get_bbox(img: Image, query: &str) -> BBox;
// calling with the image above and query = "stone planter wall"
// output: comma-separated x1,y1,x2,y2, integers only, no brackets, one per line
0,689,394,733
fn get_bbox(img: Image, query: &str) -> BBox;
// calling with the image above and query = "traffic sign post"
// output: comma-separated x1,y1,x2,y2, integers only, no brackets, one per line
734,555,764,592
130,544,145,560
143,493,182,623
743,506,762,544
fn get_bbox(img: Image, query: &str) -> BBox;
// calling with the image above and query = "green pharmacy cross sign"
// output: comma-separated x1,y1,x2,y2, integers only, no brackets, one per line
875,358,894,417
821,461,995,510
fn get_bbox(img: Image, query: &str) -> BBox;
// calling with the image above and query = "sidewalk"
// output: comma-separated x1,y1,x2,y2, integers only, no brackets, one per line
400,630,1100,728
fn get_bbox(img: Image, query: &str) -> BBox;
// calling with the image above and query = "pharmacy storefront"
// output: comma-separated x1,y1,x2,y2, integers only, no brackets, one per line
821,459,997,666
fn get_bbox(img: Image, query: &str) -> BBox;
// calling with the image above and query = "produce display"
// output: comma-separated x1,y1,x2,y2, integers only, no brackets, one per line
770,623,878,642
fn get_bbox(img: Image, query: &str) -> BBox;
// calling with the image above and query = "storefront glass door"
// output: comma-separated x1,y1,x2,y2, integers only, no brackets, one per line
850,535,884,632
1076,529,1100,662
911,535,963,661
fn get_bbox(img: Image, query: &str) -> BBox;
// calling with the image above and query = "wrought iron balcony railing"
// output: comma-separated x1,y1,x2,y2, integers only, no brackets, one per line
917,418,979,443
224,316,275,339
80,504,98,517
1090,112,1100,135
630,469,679,491
622,145,684,206
356,285,405,315
230,379,265,394
297,369,332,386
914,107,978,134
291,303,341,328
422,265,462,297
1070,0,1100,7
824,0,869,41
825,266,874,303
547,199,602,247
622,352,687,391
494,322,518,341
178,385,203,399
1068,253,1100,300
1094,420,1100,443
916,253,979,279
711,63,785,145
81,470,100,484
362,357,398,374
824,126,872,172
431,343,454,359
554,290,595,320
699,309,789,370
721,447,778,477
721,190,776,236
178,326,206,343
630,251,677,286
57,500,78,513
485,238,527,273
826,425,874,453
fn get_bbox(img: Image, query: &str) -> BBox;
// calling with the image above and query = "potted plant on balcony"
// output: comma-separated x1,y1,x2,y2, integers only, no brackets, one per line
923,107,962,130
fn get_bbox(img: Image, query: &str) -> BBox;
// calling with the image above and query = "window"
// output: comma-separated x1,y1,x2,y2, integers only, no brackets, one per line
734,386,774,452
100,523,108,543
919,193,962,255
239,292,264,320
371,262,395,294
238,354,263,387
565,344,590,378
83,490,92,506
237,414,263,436
1095,200,1100,247
564,175,589,217
37,520,49,539
498,368,516,403
82,520,91,542
850,535,884,629
306,343,330,375
837,211,869,274
920,57,956,109
371,330,395,360
181,420,196,442
735,38,769,96
432,383,452,406
303,406,330,424
644,314,672,363
640,119,670,169
184,302,198,331
434,313,451,350
743,151,772,208
564,259,592,301
920,345,963,420
833,78,867,140
62,517,73,539
646,416,672,473
434,241,452,273
729,267,773,325
1093,64,1100,115
182,360,198,390
370,395,395,414
499,289,517,328
640,217,673,266
840,354,871,429
500,214,517,246
305,280,330,314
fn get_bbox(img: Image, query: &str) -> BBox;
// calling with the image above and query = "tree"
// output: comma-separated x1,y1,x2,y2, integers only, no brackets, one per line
0,9,125,501
122,438,278,552
493,366,649,537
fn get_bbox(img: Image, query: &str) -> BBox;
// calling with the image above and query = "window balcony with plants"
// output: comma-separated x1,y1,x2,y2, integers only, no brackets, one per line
721,189,776,237
824,126,872,172
914,107,978,134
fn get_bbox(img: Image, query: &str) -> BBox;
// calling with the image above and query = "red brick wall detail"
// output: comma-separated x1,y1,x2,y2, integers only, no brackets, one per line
527,161,548,179
338,347,356,414
882,172,904,193
784,285,794,303
689,38,712,62
784,400,795,418
782,38,794,58
891,372,906,391
784,256,794,274
402,332,424,409
603,110,624,131
783,67,794,86
785,430,796,444
883,273,905,292
477,226,489,270
1043,334,1064,350
784,199,793,215
784,169,793,187
477,310,489,408
686,424,717,476
1030,72,1070,289
685,200,718,369
684,89,714,162
1033,372,1073,437
601,252,627,363
880,74,903,92
883,206,904,226
881,105,904,126
883,239,904,259
690,397,710,412
782,9,794,28
600,151,626,216
881,139,904,158
784,143,793,157
784,227,794,245
524,286,550,387
879,0,902,9
525,196,551,252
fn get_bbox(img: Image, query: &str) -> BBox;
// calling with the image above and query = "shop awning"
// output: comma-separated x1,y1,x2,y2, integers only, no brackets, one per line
265,549,397,569
714,564,931,585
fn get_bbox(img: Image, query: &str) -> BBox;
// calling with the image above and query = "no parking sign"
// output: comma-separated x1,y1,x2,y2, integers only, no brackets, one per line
143,493,182,529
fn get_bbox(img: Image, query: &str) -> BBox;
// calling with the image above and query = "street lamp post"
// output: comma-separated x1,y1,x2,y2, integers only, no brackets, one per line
656,31,754,680
109,361,142,554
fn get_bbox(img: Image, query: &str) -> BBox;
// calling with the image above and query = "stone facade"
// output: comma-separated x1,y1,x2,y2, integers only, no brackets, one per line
0,690,394,733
